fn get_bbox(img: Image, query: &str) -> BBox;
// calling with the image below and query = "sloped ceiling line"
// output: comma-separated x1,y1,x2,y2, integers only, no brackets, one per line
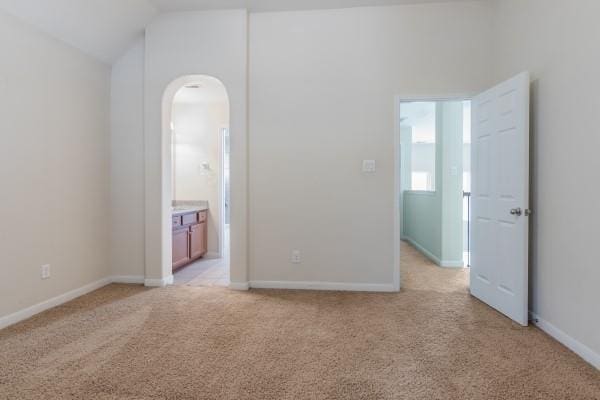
0,0,481,64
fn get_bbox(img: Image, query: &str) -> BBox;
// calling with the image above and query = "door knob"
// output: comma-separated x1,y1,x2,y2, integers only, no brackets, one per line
510,208,522,216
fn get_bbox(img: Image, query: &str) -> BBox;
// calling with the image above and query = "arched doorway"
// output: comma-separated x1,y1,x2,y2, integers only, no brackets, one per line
161,75,230,286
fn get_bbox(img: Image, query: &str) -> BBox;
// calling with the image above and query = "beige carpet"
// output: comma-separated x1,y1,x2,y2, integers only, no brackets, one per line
1,242,599,400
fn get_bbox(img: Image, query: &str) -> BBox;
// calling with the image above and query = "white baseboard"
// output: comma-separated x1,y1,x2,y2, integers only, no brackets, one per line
530,311,600,370
0,275,392,332
205,251,221,259
403,237,464,268
440,260,465,268
229,281,249,291
403,237,442,265
249,280,396,292
112,275,145,284
0,277,112,330
144,274,173,287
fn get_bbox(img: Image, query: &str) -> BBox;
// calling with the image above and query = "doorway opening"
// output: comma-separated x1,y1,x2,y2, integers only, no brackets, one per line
398,98,471,280
169,76,231,287
395,74,530,326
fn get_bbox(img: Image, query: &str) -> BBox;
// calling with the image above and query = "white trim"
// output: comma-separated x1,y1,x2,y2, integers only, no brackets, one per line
249,280,396,292
403,237,442,265
0,277,111,330
393,96,401,292
218,126,228,259
152,75,247,288
530,312,600,370
440,260,465,268
395,93,474,102
112,275,145,284
144,275,174,287
402,237,464,268
229,281,249,291
205,251,221,259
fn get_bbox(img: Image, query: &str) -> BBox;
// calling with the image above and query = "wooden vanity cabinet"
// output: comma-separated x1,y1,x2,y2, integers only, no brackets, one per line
172,210,208,271
172,228,190,270
190,222,207,259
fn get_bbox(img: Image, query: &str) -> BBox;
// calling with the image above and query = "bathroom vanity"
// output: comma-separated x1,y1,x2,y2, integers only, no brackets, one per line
172,207,208,271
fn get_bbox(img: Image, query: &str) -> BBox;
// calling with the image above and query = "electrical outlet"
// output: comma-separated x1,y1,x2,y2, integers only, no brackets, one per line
362,160,376,173
291,250,301,264
41,264,51,280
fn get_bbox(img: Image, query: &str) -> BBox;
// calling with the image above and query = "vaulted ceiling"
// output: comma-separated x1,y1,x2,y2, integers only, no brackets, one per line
0,0,480,64
0,0,157,64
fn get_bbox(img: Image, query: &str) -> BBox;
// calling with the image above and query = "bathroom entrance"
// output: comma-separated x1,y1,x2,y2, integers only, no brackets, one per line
169,76,231,287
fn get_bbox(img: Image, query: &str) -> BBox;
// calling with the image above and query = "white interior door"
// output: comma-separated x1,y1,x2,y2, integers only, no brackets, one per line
471,72,530,326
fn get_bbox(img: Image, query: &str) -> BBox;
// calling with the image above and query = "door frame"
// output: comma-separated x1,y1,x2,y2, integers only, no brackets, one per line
146,74,248,288
218,126,229,258
393,93,474,289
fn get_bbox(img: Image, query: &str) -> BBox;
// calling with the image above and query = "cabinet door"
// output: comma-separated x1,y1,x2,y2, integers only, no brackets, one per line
172,228,190,270
190,222,207,260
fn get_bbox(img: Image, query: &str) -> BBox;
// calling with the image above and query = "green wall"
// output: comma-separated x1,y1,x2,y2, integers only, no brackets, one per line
402,101,464,267
403,191,442,260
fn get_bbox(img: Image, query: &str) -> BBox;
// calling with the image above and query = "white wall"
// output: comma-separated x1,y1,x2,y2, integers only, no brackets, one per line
110,38,146,279
492,0,600,363
109,0,600,367
172,99,229,254
249,2,492,287
0,10,110,318
144,10,248,285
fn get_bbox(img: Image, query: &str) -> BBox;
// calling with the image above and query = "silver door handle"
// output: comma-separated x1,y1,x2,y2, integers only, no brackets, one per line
510,208,522,216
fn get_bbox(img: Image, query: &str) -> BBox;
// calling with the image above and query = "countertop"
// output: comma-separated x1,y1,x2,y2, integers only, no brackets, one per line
172,205,208,216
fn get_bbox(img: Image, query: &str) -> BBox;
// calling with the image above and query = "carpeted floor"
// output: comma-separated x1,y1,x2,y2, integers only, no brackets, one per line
1,242,599,399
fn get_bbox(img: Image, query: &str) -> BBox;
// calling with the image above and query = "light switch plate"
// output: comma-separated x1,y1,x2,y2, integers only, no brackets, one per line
41,264,51,280
362,160,376,173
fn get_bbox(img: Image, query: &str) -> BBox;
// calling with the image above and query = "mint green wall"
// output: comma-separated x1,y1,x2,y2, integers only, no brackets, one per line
403,191,442,259
399,125,412,236
402,101,464,266
400,126,412,194
439,102,464,265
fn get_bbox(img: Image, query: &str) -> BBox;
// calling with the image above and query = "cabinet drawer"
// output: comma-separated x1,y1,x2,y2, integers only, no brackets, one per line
198,210,207,223
172,216,182,228
182,212,198,226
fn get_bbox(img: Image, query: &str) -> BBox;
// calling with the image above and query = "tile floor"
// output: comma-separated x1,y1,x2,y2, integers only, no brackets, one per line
173,226,230,287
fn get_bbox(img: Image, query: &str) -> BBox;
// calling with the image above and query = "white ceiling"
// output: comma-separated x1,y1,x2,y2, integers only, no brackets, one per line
0,0,158,64
0,0,479,64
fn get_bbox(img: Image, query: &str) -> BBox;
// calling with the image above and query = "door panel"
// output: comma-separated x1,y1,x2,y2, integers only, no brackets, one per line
190,222,207,260
471,72,530,326
172,228,190,270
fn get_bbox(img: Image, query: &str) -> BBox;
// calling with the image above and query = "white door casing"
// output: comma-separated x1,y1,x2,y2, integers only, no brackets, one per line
470,72,530,326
